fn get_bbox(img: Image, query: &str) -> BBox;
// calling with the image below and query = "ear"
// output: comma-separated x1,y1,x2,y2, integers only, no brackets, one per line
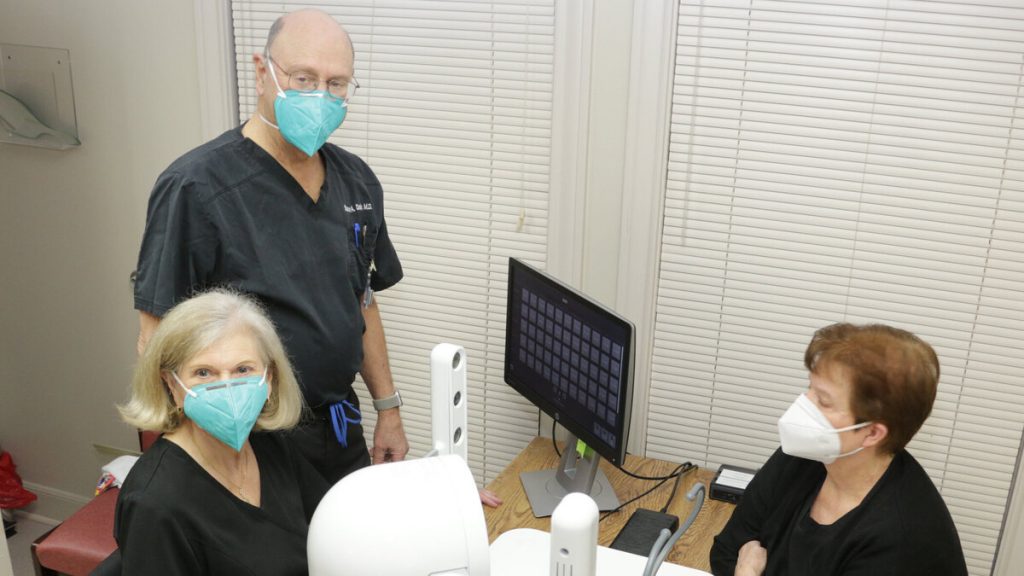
253,52,268,97
861,422,889,449
162,371,184,408
161,371,174,393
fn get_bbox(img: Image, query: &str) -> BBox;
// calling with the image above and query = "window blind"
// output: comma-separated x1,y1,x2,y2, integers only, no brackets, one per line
649,2,1023,574
231,0,556,484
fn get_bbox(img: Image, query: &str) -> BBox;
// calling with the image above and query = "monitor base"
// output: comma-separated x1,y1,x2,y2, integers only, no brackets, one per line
520,467,620,517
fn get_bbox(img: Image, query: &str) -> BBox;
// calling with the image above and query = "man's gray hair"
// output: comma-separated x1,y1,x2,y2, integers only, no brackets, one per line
263,12,356,59
264,16,285,55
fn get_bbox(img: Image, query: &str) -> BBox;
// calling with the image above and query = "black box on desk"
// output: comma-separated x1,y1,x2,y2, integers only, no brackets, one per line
709,464,758,504
609,508,679,556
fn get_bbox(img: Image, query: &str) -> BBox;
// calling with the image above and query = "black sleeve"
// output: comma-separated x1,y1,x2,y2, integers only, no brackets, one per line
840,555,967,576
838,453,968,576
370,217,402,291
902,525,969,576
133,169,218,316
709,450,785,576
837,535,968,576
836,473,968,576
115,490,202,575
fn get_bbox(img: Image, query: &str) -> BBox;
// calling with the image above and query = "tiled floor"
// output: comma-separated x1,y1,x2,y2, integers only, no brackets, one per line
5,516,57,576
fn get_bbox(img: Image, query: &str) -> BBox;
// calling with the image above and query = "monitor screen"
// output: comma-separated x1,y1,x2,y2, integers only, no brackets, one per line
504,258,634,466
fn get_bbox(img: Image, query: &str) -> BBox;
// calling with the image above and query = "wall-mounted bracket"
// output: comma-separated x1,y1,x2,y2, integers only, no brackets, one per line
0,43,79,150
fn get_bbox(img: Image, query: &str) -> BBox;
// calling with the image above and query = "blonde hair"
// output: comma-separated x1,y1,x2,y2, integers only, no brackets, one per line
119,289,304,433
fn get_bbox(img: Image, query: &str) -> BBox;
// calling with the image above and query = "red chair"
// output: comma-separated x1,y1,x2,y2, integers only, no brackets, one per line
31,431,160,576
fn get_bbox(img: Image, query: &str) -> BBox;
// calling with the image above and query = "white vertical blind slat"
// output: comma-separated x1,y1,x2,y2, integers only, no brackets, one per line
650,2,1024,575
232,0,554,485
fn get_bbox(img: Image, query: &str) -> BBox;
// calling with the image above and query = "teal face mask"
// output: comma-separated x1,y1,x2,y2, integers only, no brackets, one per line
259,57,348,157
173,369,268,452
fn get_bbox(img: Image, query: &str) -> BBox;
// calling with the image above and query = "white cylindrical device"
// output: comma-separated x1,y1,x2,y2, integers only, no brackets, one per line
431,343,468,461
549,492,599,576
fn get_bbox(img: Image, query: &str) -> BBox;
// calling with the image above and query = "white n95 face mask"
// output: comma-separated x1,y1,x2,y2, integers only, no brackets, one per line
777,393,871,464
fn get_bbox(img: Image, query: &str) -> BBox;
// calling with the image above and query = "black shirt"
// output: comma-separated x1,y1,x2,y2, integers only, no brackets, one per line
710,448,967,576
114,433,330,576
133,127,402,406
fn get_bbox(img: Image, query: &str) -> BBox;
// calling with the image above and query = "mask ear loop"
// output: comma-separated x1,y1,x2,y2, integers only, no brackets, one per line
798,394,873,435
258,55,288,130
832,420,874,460
256,367,270,406
834,420,872,434
172,372,198,398
265,55,288,99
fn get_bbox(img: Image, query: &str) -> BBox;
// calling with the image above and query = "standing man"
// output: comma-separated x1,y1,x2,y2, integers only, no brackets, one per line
132,9,408,483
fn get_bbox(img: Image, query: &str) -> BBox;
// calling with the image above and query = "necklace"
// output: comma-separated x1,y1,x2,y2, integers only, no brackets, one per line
190,427,250,502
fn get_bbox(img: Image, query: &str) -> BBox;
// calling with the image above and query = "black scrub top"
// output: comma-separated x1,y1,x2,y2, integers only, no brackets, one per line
114,433,330,576
133,126,403,406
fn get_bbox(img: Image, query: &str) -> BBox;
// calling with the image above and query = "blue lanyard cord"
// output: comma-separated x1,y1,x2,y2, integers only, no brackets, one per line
329,400,362,447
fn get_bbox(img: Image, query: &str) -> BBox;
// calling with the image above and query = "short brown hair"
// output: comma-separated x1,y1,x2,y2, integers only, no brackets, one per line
119,289,305,433
804,323,939,454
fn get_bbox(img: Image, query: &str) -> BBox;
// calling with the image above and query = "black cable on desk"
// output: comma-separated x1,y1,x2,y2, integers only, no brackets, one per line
659,461,690,513
550,420,691,482
599,463,694,522
549,420,696,521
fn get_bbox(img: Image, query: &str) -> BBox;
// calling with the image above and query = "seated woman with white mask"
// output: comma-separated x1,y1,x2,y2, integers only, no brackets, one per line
115,289,328,575
710,323,967,576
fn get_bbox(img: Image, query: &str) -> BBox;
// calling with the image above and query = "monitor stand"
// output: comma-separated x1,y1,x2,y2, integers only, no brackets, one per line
519,433,620,517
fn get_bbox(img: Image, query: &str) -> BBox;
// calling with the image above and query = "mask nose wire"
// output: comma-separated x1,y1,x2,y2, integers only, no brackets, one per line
172,368,267,399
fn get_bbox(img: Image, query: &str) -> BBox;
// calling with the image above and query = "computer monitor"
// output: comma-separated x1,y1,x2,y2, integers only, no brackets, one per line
504,257,634,517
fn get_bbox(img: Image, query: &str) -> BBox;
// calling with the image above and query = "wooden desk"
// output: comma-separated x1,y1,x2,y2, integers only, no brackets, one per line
484,437,736,573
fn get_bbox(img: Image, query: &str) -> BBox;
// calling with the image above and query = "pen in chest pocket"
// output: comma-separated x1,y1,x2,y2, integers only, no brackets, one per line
352,221,374,307
363,260,375,308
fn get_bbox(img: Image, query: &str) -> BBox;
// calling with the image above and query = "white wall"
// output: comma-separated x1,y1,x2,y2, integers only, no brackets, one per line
579,0,633,303
0,0,203,519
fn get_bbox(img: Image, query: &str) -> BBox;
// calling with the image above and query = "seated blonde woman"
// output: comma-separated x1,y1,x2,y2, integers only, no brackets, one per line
116,289,328,575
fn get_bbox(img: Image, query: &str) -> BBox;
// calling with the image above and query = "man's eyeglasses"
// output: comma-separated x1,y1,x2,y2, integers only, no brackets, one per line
266,55,359,103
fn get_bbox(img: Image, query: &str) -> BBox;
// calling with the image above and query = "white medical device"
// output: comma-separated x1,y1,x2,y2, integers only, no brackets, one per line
490,529,713,576
309,344,486,575
307,455,490,576
431,343,468,461
307,342,709,575
549,492,599,576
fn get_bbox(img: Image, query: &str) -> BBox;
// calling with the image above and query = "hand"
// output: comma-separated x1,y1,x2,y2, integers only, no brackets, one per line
371,409,409,464
735,540,768,576
478,488,503,508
